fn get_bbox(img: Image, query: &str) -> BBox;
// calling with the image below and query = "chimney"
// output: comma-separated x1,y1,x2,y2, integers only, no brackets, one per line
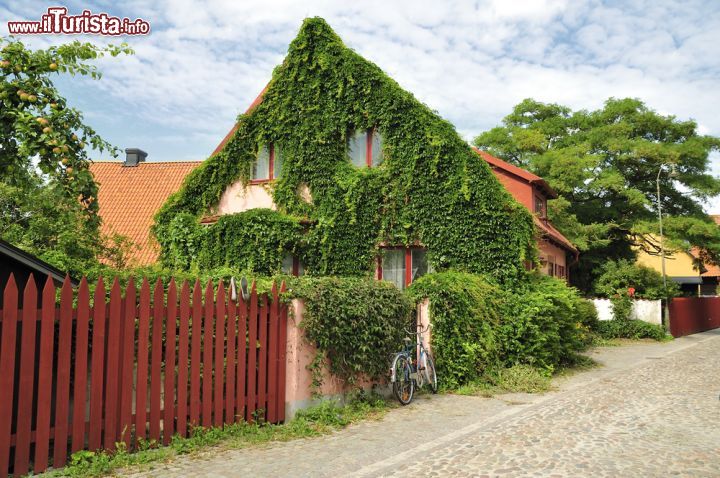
123,148,148,167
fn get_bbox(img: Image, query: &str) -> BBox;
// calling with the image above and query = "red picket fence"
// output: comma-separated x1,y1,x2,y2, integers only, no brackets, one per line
0,274,288,477
669,296,720,337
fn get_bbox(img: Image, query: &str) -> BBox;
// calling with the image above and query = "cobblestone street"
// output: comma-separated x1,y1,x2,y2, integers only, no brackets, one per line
119,330,720,477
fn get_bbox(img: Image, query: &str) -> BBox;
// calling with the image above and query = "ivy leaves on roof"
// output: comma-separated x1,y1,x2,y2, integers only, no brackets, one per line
153,17,535,283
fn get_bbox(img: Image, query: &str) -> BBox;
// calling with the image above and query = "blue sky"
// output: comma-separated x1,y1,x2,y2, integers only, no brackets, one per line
3,0,720,210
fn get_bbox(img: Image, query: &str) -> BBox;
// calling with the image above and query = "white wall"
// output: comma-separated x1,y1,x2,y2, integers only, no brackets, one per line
592,299,662,325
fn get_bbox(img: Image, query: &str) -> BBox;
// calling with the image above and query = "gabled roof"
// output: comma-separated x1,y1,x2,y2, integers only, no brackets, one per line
473,147,576,255
90,161,202,265
473,148,557,199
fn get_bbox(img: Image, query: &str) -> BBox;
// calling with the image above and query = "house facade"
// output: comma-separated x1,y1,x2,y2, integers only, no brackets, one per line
92,18,576,289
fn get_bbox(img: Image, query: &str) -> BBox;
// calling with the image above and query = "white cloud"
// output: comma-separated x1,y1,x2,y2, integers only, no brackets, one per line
3,0,720,208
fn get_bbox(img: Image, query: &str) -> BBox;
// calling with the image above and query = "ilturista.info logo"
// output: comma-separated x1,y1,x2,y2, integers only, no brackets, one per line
7,7,150,35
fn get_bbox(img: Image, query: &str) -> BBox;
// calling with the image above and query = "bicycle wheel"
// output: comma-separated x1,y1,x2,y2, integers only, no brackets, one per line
423,352,438,394
391,354,415,405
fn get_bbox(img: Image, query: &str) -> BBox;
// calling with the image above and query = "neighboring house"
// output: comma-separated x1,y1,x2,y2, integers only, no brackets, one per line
89,149,201,265
0,239,76,306
474,149,578,282
635,238,710,296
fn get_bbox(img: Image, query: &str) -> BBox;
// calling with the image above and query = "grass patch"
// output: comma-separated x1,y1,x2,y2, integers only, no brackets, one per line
454,364,553,397
48,391,389,478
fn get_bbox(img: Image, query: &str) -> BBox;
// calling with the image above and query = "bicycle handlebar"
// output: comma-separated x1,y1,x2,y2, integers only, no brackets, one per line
404,323,431,336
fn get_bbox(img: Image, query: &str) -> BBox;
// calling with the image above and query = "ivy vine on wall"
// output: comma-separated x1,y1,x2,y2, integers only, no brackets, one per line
153,17,536,283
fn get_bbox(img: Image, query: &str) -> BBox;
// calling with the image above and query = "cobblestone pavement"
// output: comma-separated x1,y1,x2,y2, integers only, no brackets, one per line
118,330,720,478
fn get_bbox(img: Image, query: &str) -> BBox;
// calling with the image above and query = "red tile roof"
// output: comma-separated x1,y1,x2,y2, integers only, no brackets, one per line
90,161,201,265
473,148,557,199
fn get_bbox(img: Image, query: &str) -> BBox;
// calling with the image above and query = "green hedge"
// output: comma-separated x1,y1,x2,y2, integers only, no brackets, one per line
408,271,593,388
595,319,667,340
501,274,595,371
407,271,503,389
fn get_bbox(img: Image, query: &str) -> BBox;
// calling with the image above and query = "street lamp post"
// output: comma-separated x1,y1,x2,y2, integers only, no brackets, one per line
656,165,671,331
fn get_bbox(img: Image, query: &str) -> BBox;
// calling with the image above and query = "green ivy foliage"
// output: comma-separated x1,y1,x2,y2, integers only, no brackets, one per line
153,17,535,283
408,271,592,387
288,276,413,385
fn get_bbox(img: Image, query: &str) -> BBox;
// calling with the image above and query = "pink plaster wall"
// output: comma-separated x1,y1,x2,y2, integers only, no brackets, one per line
216,181,275,214
285,300,375,414
538,239,568,279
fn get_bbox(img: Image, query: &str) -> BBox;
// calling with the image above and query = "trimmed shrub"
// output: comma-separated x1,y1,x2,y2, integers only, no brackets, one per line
501,274,590,372
408,271,591,387
595,319,667,341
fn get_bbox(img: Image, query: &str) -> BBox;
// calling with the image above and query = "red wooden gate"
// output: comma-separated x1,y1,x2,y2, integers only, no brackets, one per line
0,274,288,477
669,296,720,337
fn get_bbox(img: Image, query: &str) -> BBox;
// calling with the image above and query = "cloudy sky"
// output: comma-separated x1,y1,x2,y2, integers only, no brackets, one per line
3,0,720,210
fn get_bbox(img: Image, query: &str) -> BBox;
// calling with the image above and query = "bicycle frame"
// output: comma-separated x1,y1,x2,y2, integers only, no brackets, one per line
391,324,431,386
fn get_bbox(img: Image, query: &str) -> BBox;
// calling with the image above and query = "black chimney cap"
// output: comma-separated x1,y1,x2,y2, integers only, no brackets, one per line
124,148,148,167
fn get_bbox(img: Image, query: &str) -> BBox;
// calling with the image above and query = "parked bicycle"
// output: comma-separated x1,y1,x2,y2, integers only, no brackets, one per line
390,322,438,405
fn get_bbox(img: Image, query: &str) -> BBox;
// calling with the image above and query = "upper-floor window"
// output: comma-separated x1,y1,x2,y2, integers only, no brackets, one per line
251,144,283,182
348,128,383,168
534,194,546,217
378,247,430,290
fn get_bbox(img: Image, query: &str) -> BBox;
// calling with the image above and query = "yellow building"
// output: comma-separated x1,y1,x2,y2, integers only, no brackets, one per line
635,236,718,296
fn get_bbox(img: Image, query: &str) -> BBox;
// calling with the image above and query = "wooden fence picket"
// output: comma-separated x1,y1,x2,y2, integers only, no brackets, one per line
177,281,190,437
246,282,258,422
0,275,17,476
149,279,164,441
202,280,214,427
135,279,151,443
53,277,74,465
119,278,137,448
14,276,37,475
34,278,56,472
70,278,90,454
164,279,178,445
88,278,106,452
190,280,202,426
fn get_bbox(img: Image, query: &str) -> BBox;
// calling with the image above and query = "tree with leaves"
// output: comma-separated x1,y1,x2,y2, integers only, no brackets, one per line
475,98,720,292
0,37,132,276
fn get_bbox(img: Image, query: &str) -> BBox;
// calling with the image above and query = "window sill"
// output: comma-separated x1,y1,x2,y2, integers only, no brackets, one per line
248,179,275,185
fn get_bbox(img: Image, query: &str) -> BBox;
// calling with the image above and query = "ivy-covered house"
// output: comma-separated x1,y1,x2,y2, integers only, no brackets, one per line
93,18,580,289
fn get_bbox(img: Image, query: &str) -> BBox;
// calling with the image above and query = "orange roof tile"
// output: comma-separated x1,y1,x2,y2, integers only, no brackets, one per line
90,161,202,265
